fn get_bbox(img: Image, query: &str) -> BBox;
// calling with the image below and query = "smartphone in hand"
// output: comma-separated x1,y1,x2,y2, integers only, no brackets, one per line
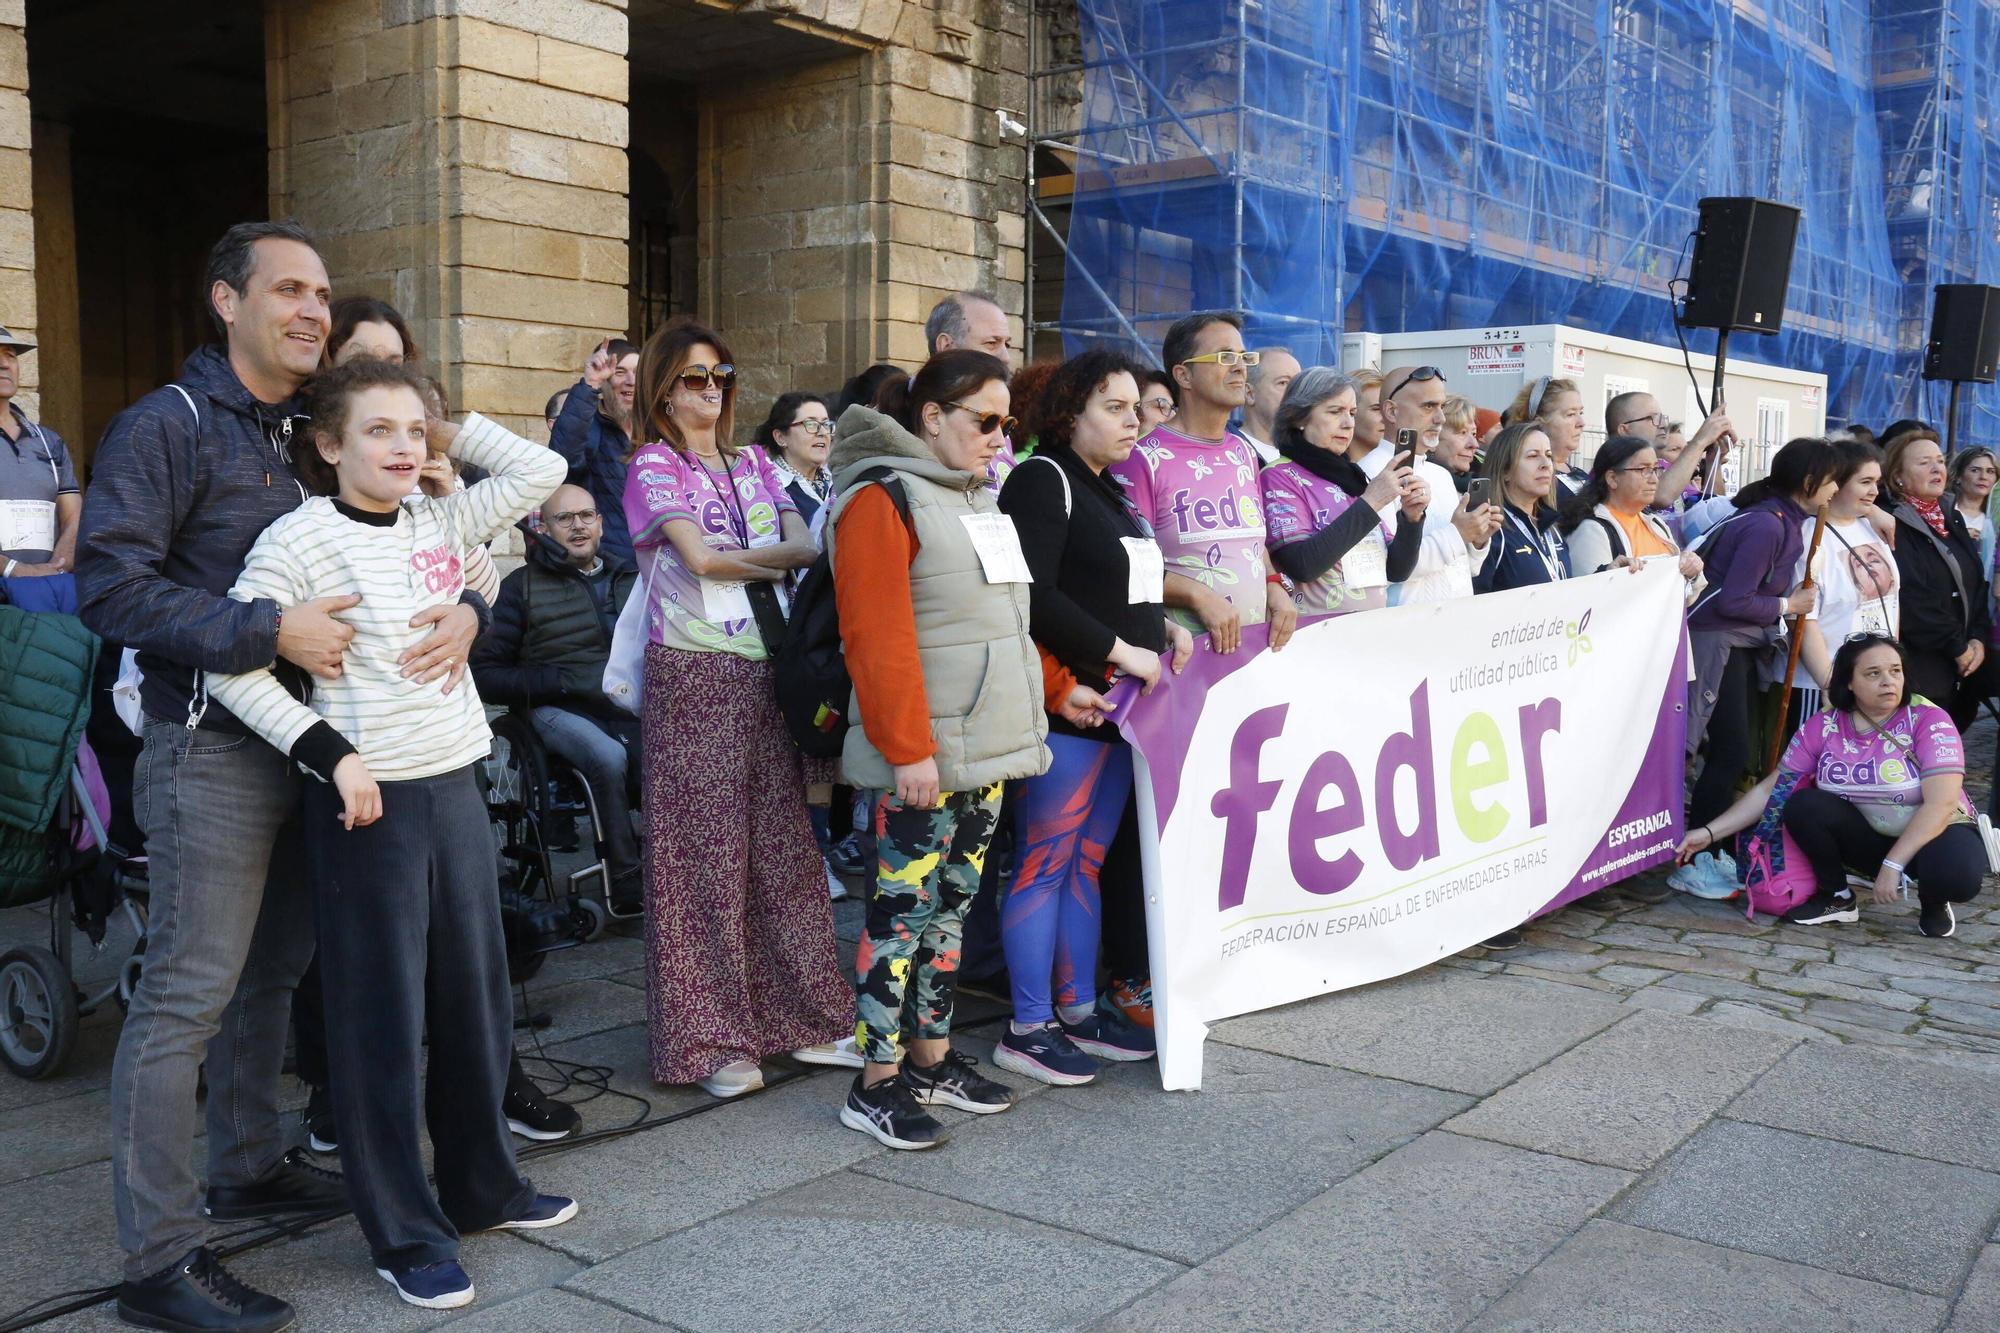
1397,427,1426,462
1467,476,1494,510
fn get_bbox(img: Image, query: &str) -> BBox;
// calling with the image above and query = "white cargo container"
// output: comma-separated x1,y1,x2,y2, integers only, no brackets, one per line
1340,324,1828,489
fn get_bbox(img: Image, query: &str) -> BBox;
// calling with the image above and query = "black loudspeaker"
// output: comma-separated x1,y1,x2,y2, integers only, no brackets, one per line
1924,285,2000,384
1681,197,1801,334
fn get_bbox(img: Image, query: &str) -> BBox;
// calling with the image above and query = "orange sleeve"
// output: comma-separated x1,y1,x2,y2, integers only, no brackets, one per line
1038,643,1076,712
833,485,934,766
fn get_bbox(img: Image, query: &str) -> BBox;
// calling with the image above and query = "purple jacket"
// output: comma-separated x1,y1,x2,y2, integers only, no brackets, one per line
1687,496,1806,633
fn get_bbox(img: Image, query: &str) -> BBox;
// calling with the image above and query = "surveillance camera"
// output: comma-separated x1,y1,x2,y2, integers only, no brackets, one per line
996,108,1027,138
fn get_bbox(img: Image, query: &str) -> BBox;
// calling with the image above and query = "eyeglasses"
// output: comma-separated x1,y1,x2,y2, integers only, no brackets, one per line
947,402,1018,436
676,363,736,391
788,418,835,436
1180,349,1261,368
1610,464,1660,476
1141,396,1177,418
550,508,600,527
1617,411,1670,432
1384,365,1446,402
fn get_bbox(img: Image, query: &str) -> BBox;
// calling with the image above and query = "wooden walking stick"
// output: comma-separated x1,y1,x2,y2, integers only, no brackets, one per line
1765,502,1830,774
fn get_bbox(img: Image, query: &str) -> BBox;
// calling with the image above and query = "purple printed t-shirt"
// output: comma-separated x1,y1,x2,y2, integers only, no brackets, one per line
1260,459,1392,618
1779,701,1976,835
1109,425,1267,632
624,442,797,660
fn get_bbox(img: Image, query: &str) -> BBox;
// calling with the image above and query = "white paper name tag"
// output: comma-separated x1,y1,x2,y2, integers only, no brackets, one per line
700,577,753,622
0,498,55,555
1343,529,1390,589
1121,536,1165,604
959,513,1032,584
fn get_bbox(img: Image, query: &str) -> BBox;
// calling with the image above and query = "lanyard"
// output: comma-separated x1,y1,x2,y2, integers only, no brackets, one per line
1506,506,1564,582
698,452,750,549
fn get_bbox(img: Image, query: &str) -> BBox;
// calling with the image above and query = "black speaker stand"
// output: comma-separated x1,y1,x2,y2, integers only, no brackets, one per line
1946,380,1962,455
1709,328,1730,420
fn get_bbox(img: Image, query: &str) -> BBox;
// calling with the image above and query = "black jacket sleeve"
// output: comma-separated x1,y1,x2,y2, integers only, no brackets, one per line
1268,499,1380,584
548,379,603,480
468,567,561,708
75,398,280,672
1386,511,1422,583
998,460,1119,668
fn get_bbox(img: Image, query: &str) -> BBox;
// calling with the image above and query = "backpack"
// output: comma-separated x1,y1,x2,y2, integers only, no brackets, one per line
1736,769,1820,919
775,468,910,758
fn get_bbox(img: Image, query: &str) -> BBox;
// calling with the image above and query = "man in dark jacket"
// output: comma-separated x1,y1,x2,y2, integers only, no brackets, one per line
75,221,481,1333
472,484,641,906
548,338,637,565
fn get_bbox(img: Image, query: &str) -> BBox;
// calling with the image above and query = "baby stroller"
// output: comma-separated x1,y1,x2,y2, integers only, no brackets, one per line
0,607,150,1080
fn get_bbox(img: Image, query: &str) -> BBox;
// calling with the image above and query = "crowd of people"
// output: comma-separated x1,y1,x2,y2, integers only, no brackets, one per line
0,216,1986,1331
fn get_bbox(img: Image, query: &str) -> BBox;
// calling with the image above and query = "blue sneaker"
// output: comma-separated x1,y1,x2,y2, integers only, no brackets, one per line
494,1193,578,1230
377,1260,474,1309
993,1022,1098,1086
1062,1006,1156,1062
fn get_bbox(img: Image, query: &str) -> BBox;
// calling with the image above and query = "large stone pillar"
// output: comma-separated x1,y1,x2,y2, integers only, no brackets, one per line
266,0,630,437
0,1,36,417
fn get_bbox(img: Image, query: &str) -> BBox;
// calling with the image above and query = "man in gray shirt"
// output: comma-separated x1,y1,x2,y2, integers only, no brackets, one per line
0,324,81,612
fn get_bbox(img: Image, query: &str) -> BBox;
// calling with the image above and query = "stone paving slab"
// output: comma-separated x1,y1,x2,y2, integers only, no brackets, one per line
1106,1132,1631,1333
439,1287,669,1330
858,1041,1469,1265
1726,1041,2000,1173
1470,1219,1949,1332
0,1159,117,1316
519,1065,890,1264
0,1085,112,1185
1949,1245,2000,1331
566,1170,1183,1333
1444,1010,1798,1170
1209,968,1627,1096
1612,1119,2000,1296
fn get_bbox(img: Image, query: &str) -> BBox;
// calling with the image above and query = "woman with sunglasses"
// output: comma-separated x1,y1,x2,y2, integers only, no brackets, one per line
824,349,1085,1147
990,350,1191,1085
554,336,642,564
1504,376,1589,499
753,391,837,532
1675,634,1984,938
624,317,857,1100
1558,435,1704,582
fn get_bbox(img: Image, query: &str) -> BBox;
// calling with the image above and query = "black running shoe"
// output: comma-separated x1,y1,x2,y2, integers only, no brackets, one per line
905,1048,1016,1115
838,1073,946,1150
1784,891,1860,926
303,1084,337,1155
504,1065,581,1141
1481,928,1525,951
1920,901,1957,938
203,1148,346,1220
117,1246,296,1332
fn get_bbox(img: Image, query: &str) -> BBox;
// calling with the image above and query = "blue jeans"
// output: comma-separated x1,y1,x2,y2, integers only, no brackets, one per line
110,721,313,1280
530,705,639,881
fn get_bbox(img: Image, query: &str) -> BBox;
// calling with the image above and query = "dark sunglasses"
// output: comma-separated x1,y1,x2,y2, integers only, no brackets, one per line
948,402,1018,436
1384,365,1446,402
676,363,736,391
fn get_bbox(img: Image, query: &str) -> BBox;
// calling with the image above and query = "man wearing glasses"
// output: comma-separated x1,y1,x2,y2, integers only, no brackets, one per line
1370,363,1504,602
1109,310,1297,654
1604,390,1734,513
471,483,643,911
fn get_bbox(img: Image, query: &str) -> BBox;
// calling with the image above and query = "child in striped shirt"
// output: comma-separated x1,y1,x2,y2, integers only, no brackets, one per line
203,356,575,1311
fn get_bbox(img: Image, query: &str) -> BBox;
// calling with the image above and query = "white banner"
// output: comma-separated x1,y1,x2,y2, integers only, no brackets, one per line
1115,563,1690,1088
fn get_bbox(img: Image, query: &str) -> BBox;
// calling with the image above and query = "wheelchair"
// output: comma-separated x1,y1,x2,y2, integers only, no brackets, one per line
478,710,642,979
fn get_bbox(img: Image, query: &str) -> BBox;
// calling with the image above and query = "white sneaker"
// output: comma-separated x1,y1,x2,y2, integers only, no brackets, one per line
697,1060,764,1098
792,1035,864,1068
826,863,848,901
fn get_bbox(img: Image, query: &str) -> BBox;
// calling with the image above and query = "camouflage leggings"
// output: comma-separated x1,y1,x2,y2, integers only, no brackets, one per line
853,783,1005,1064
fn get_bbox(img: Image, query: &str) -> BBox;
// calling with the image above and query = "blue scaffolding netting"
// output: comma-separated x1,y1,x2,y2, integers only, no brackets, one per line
1049,0,1999,437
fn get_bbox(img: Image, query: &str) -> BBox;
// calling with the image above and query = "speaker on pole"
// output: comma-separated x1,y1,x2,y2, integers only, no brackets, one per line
1681,197,1802,334
1923,284,2000,384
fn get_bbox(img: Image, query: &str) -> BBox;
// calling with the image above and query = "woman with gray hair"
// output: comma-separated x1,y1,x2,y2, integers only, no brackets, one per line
1259,367,1426,617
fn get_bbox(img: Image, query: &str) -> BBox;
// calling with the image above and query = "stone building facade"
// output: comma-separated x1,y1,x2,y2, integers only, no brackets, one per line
15,0,1031,459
